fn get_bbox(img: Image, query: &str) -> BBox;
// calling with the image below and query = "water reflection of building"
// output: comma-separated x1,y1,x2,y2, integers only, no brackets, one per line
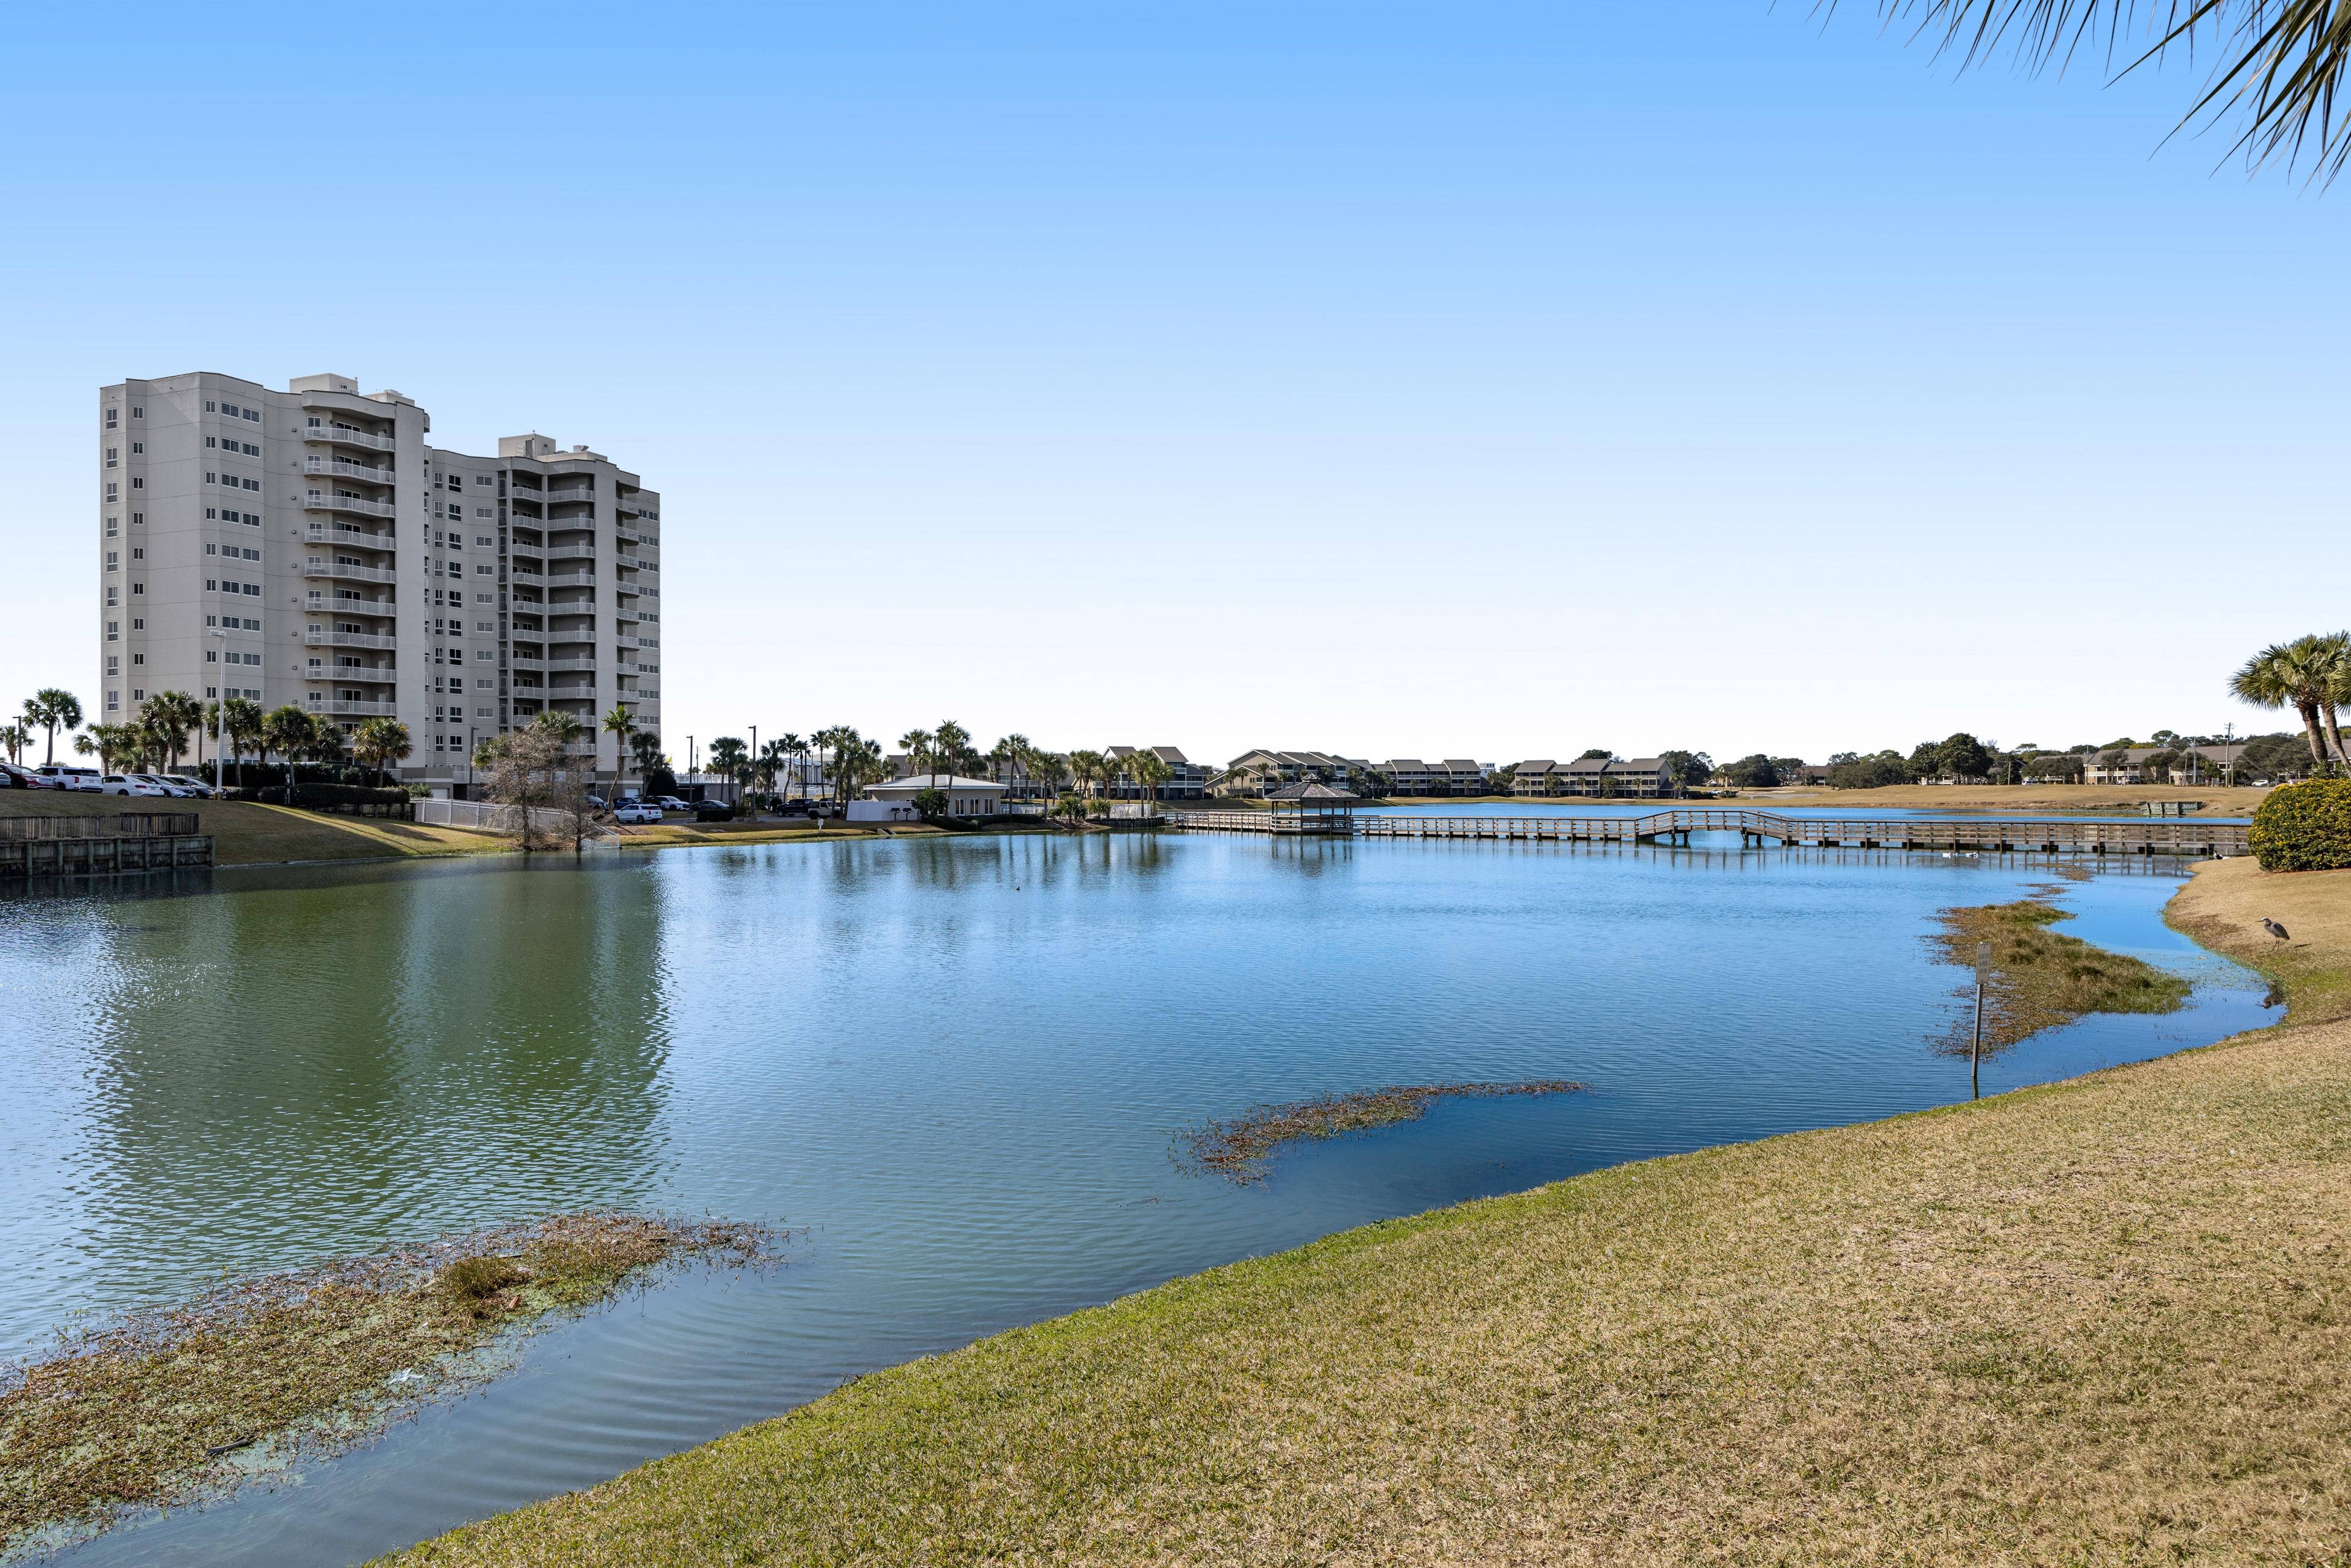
75,861,675,1288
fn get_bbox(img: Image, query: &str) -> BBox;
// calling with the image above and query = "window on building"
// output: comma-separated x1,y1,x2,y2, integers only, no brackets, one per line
131,548,142,561
105,552,118,570
106,517,118,538
106,691,119,710
131,406,141,419
105,409,118,430
106,587,118,605
106,620,118,642
131,442,142,455
131,582,143,596
131,512,142,526
242,408,259,421
105,482,118,500
105,447,118,467
130,477,142,490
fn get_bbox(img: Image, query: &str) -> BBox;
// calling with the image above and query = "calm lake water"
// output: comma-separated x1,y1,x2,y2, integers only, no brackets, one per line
0,833,2267,1565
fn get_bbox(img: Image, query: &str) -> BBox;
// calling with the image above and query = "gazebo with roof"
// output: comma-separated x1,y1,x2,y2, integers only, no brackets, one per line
1262,779,1361,834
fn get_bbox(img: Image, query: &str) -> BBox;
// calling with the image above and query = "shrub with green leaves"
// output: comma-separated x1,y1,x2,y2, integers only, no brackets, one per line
2250,779,2351,871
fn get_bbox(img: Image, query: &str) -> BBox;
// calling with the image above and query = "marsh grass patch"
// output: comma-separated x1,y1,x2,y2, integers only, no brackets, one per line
0,1212,774,1555
1176,1080,1585,1183
1929,898,2191,1057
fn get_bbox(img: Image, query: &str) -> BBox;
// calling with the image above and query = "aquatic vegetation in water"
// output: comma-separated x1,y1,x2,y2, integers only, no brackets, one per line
0,1213,774,1554
1928,899,2191,1057
1177,1081,1585,1184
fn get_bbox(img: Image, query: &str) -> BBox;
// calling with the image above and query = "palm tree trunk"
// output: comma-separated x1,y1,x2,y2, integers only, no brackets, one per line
2300,702,2329,768
2324,701,2348,768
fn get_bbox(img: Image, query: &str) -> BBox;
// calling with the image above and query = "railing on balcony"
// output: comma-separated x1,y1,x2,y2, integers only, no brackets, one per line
544,657,599,672
506,655,546,670
304,664,397,684
303,558,396,584
306,521,395,549
544,570,595,587
303,456,394,485
307,591,395,614
304,491,399,520
304,699,399,717
544,487,597,504
304,423,396,452
306,628,396,649
546,543,597,561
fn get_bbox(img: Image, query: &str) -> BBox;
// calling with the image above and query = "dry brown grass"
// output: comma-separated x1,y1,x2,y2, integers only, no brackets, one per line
381,857,2351,1566
1,1215,770,1554
1177,1082,1586,1183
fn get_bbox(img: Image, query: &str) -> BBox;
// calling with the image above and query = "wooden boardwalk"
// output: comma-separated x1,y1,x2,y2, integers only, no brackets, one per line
1166,808,2249,858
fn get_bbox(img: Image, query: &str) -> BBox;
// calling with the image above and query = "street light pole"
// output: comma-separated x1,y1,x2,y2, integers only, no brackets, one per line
212,626,228,793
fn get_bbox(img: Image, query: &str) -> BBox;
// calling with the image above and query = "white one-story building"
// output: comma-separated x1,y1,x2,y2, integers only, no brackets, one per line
854,773,1009,822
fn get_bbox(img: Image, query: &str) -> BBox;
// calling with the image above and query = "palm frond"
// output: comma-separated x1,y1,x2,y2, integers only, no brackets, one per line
1869,0,2351,181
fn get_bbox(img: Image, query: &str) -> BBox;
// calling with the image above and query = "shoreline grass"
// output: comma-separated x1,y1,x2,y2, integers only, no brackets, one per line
1925,898,2191,1056
1,1214,771,1555
1176,1080,1585,1183
379,855,2351,1566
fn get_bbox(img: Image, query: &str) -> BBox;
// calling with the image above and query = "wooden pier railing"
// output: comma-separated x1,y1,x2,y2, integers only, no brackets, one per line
1165,808,2250,858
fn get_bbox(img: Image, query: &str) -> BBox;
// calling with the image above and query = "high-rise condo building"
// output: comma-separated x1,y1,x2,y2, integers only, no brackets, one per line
96,372,662,792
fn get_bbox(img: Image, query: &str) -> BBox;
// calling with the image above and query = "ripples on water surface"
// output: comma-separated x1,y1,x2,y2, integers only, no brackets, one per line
0,833,2266,1565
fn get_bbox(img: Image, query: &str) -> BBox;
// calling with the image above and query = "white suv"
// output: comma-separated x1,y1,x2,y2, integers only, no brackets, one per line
35,766,101,791
97,775,167,797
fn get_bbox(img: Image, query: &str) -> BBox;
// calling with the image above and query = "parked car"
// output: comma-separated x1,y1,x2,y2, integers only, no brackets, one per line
691,799,735,822
163,775,218,798
614,802,664,824
0,761,30,788
96,775,166,797
36,766,102,791
652,795,691,811
132,773,195,797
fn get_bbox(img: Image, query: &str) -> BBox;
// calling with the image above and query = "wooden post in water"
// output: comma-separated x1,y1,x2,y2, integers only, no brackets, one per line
1971,940,1991,1100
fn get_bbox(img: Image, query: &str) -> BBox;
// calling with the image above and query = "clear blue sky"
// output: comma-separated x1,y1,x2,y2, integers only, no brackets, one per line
6,4,2343,767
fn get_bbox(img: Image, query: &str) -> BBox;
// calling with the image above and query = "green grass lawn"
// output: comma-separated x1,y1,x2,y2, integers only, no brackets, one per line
385,856,2351,1566
0,790,500,866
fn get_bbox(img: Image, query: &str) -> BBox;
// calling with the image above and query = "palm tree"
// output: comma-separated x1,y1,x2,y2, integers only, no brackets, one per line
602,704,637,795
707,735,747,794
142,691,202,773
1069,749,1106,800
775,733,804,802
2233,640,2337,769
933,720,972,790
1031,750,1069,802
25,689,82,766
1133,750,1172,809
92,722,149,773
758,738,793,804
899,728,935,793
2301,631,2351,767
631,730,665,787
352,717,414,786
1875,2,2351,182
257,705,316,786
0,720,26,765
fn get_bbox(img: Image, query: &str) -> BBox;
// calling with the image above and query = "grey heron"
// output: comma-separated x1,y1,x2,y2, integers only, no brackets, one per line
2262,918,2290,942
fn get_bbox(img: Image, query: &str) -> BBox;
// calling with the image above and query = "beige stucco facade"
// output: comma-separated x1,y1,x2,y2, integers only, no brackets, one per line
98,372,661,787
